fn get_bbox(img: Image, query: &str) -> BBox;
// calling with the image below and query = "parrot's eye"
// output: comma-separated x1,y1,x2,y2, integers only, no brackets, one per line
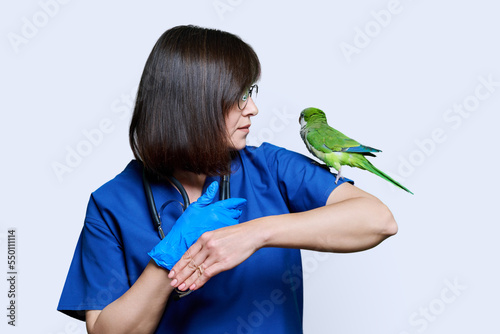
238,84,258,110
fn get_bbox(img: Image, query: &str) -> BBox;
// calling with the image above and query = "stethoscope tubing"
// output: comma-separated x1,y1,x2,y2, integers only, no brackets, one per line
142,168,166,239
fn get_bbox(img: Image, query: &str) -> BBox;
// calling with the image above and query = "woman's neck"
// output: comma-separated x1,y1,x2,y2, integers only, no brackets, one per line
172,170,207,203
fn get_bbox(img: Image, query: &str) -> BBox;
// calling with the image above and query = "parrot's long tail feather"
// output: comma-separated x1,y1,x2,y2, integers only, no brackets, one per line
358,158,413,194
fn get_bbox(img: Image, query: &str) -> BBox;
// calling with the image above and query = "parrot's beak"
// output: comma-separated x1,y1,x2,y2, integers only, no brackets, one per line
299,114,306,127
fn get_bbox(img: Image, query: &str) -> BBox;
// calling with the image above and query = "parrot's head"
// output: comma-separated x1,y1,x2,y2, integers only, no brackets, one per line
299,107,327,127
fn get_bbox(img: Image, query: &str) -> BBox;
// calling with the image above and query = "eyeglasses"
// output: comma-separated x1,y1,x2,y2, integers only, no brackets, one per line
238,84,258,110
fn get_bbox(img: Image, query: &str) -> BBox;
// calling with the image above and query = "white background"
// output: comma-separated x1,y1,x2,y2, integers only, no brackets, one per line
1,0,499,333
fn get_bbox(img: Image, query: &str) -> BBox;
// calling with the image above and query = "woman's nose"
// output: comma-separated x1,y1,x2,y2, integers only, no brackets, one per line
242,97,259,117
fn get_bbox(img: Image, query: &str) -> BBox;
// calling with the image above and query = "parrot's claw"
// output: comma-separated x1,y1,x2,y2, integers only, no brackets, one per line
334,167,343,184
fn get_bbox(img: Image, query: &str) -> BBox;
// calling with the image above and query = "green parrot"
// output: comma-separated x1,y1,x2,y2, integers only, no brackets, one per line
299,107,413,194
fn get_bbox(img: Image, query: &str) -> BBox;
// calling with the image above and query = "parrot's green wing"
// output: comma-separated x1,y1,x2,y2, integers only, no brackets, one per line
306,124,381,155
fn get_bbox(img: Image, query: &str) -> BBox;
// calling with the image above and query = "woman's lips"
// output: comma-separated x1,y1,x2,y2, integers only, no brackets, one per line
238,124,251,133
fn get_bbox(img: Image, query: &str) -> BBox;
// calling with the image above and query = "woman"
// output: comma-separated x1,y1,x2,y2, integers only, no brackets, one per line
58,25,397,333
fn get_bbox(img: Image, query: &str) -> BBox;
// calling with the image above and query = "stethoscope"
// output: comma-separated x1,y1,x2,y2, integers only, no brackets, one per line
141,167,231,299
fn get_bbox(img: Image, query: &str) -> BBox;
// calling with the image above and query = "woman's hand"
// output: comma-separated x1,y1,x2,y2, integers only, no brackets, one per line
168,220,264,291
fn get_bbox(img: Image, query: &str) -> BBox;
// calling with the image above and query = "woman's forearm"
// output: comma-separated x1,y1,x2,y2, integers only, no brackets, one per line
87,260,174,334
256,195,397,253
169,183,397,292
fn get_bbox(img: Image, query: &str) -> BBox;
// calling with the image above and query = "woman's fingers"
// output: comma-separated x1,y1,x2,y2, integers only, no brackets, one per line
170,223,258,292
187,262,226,291
174,250,227,292
168,243,203,282
169,238,217,290
178,261,212,291
169,232,220,289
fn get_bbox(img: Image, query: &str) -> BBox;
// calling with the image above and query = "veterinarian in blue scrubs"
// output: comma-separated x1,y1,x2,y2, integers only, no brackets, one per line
58,25,397,334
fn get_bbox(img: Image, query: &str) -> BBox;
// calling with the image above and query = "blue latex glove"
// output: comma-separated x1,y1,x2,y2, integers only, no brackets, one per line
148,181,247,270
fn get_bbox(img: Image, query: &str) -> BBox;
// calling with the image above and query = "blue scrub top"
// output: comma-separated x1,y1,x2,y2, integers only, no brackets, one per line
57,143,353,333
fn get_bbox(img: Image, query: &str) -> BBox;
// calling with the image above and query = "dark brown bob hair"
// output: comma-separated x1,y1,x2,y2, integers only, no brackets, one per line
129,25,261,178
